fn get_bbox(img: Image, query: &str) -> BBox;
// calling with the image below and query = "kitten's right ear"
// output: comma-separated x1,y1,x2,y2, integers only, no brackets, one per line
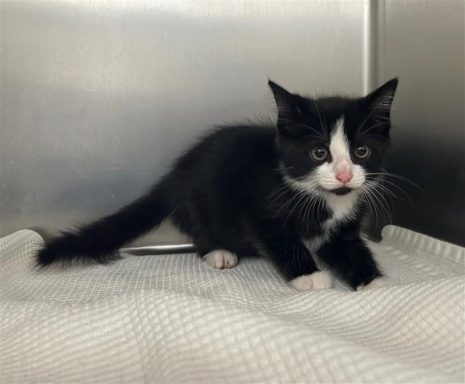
268,80,302,132
363,78,399,114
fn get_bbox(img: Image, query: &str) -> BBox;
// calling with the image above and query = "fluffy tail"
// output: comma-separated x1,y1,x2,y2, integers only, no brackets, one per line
36,185,170,267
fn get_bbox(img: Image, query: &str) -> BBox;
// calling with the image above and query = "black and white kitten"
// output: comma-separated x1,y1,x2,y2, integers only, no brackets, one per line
37,79,398,291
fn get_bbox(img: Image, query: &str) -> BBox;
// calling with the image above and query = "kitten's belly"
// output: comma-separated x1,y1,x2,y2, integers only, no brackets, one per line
304,235,327,254
304,216,344,253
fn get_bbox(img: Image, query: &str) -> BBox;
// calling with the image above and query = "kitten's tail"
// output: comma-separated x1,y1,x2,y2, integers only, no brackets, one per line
36,184,170,267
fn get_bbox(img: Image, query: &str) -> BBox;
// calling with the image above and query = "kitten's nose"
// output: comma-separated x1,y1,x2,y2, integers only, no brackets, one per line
336,170,353,184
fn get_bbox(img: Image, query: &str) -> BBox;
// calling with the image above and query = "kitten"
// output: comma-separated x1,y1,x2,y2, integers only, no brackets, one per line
37,79,398,291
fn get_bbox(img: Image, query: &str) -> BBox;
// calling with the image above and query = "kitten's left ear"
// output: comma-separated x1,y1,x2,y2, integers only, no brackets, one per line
363,78,399,114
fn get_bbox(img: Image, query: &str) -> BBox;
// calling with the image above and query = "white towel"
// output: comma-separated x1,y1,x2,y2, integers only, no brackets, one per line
1,226,464,383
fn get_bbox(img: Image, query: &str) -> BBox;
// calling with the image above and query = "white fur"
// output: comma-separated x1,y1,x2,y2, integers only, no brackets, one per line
304,236,326,254
324,190,360,220
329,118,349,162
288,117,366,196
203,249,238,269
357,277,387,291
305,194,359,252
285,180,360,252
283,117,368,251
315,118,366,191
290,271,333,291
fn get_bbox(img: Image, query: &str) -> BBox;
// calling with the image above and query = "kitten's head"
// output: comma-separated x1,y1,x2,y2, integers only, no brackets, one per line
269,79,398,196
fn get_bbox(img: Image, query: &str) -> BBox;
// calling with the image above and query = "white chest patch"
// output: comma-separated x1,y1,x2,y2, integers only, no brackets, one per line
281,116,363,253
324,190,360,227
306,190,360,253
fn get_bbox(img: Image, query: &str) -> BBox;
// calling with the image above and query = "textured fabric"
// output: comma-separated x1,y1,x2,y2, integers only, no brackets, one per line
1,226,464,383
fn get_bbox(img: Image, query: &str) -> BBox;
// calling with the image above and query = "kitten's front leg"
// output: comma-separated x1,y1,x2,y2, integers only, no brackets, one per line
256,222,332,291
318,231,384,290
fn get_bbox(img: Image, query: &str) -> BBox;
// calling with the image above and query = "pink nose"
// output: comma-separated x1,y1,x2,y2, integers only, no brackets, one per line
336,170,353,184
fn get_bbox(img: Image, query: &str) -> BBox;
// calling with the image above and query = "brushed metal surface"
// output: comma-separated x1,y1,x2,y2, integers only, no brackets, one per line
1,0,364,245
378,0,465,245
3,0,462,248
362,0,379,94
121,244,195,256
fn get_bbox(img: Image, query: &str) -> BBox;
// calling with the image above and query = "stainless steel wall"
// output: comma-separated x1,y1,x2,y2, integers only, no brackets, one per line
1,0,464,246
0,0,364,244
378,0,465,245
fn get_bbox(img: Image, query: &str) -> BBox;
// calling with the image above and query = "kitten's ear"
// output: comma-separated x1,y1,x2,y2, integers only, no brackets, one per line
268,80,302,132
363,78,399,114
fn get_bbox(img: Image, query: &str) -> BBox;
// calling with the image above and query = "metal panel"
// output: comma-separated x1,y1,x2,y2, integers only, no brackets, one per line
0,0,364,244
376,0,465,245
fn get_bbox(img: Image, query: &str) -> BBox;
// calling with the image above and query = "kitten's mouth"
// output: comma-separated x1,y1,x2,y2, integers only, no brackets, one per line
315,185,354,196
329,187,353,195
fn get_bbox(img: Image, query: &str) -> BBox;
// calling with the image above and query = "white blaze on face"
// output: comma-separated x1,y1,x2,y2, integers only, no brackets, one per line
315,117,366,190
282,117,366,247
330,118,352,182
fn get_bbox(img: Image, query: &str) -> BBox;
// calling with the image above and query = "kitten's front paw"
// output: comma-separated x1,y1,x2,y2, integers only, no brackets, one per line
202,249,238,269
290,271,333,291
357,276,387,291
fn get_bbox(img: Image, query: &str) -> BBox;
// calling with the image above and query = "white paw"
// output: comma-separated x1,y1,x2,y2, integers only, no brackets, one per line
202,249,238,269
290,271,333,291
357,276,387,291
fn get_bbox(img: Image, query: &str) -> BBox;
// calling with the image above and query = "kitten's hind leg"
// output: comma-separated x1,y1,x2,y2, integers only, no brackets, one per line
202,249,238,269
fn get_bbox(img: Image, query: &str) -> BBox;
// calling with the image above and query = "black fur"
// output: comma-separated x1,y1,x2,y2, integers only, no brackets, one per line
37,79,398,290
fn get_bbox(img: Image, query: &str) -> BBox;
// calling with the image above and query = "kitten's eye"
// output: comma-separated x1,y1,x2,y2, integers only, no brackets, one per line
354,145,371,159
310,146,328,161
